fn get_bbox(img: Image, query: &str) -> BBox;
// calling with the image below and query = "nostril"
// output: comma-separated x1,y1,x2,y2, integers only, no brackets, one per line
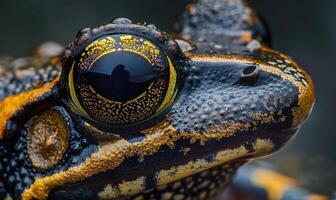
239,65,261,85
243,65,257,75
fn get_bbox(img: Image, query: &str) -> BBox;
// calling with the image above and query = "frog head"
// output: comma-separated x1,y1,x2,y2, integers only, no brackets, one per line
0,17,314,200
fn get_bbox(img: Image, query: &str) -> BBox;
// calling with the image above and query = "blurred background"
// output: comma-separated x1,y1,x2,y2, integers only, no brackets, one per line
0,0,335,196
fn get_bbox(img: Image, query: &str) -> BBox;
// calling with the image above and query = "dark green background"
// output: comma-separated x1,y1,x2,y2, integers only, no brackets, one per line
0,0,335,195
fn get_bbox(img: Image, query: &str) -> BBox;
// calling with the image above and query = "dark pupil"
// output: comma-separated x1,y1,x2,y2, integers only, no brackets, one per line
83,51,159,102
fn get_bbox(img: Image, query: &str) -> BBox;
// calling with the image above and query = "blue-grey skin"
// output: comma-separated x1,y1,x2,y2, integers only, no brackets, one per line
0,0,316,200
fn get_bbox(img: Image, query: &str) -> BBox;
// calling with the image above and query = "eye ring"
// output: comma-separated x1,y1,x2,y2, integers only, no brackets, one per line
66,34,179,128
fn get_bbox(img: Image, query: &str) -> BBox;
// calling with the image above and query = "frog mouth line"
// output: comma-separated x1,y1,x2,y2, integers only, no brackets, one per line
46,127,298,199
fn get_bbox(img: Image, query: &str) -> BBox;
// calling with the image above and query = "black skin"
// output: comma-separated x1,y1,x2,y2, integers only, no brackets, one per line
0,0,315,200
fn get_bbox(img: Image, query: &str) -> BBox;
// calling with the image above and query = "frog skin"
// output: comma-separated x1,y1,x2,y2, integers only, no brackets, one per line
0,0,317,200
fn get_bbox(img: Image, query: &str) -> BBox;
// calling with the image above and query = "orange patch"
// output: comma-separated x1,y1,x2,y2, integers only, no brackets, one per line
252,169,296,200
251,169,328,200
306,195,328,200
0,76,60,139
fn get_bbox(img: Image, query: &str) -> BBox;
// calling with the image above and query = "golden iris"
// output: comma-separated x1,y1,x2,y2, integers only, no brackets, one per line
68,34,177,126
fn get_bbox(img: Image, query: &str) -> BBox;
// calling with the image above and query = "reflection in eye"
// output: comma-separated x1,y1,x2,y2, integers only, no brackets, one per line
83,51,160,102
68,34,178,126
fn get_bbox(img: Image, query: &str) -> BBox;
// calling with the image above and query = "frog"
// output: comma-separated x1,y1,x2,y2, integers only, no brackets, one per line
0,0,318,199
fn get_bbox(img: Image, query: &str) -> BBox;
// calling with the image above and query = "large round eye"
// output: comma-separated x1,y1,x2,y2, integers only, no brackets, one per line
68,34,178,126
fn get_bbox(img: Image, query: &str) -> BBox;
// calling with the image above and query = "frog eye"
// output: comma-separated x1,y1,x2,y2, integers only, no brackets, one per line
67,34,178,127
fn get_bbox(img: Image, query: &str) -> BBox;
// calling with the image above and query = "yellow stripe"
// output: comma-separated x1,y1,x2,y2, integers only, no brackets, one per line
0,76,60,139
68,63,89,117
156,56,177,114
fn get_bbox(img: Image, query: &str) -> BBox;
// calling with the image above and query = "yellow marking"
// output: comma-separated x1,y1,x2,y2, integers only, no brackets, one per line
156,57,177,114
120,35,133,41
99,185,118,200
253,139,274,155
68,63,89,117
134,196,144,200
239,31,253,43
143,40,156,49
161,192,173,200
118,177,145,197
81,35,160,71
87,48,117,68
98,176,145,199
80,78,166,125
191,122,252,145
252,169,328,200
23,139,130,200
4,195,13,200
188,54,315,128
119,34,160,64
181,147,191,155
172,181,181,190
247,112,275,124
156,146,248,186
0,76,60,139
22,109,281,199
124,49,156,65
87,48,152,70
174,194,184,200
252,169,296,200
199,191,207,200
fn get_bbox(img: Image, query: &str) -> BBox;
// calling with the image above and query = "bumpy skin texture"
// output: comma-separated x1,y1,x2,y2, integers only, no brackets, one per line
0,0,316,200
0,58,60,99
181,0,270,45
